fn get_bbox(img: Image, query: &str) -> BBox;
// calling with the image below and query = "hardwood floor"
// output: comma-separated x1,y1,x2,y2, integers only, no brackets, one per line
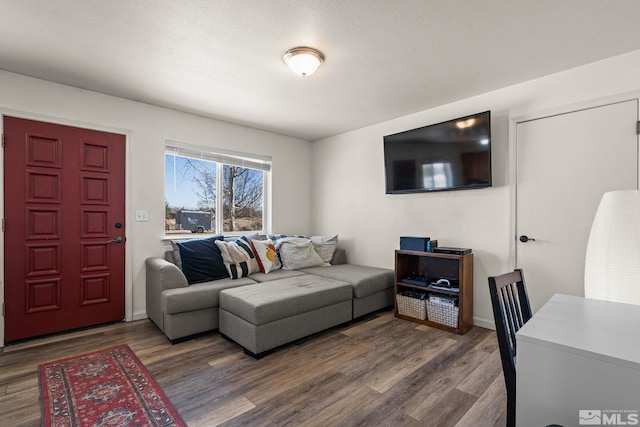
0,309,507,426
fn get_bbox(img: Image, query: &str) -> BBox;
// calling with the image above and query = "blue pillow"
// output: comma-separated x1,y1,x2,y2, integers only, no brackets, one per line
175,235,227,284
267,233,289,241
267,233,305,243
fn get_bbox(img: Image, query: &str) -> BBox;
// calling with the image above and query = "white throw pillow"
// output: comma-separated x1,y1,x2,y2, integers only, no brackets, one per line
277,237,325,270
251,239,282,273
310,234,338,265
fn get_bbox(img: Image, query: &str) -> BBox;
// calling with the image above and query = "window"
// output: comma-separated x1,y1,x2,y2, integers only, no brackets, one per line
422,162,452,190
165,142,270,236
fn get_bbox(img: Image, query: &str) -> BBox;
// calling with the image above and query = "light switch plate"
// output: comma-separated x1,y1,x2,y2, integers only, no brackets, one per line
135,210,148,222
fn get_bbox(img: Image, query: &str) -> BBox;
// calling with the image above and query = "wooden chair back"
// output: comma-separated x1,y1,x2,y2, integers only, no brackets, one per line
488,268,532,427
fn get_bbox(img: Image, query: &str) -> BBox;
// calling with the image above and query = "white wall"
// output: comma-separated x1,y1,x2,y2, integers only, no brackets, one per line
0,71,313,344
312,49,640,328
3,49,640,342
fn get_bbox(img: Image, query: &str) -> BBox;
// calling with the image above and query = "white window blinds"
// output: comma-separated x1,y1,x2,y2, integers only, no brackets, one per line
166,141,271,172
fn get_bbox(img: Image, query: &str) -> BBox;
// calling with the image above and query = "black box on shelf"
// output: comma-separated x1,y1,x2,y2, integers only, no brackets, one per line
400,236,430,252
432,247,472,255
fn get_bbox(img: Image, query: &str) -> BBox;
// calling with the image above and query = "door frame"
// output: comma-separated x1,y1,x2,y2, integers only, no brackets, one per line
509,91,640,270
0,109,133,347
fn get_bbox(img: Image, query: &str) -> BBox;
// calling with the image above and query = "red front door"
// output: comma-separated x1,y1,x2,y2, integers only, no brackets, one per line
4,117,126,342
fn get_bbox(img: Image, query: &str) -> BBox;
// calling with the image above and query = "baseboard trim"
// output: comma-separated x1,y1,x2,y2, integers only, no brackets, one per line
473,316,495,330
132,312,148,321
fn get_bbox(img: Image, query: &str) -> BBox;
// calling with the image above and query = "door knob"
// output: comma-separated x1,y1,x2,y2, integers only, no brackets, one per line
519,235,536,243
109,236,123,244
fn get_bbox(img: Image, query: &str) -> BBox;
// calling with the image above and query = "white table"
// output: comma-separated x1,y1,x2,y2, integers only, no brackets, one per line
516,294,640,427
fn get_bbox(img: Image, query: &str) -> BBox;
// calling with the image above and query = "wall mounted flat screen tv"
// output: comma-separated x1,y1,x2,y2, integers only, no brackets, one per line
384,111,492,194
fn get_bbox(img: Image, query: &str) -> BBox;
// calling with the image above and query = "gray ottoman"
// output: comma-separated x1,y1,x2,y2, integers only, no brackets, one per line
219,274,353,357
301,264,395,318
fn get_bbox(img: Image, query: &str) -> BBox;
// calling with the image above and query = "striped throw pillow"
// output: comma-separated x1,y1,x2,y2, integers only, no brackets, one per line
214,236,259,279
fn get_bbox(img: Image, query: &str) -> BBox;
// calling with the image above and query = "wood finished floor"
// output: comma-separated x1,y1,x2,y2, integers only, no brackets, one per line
0,309,507,426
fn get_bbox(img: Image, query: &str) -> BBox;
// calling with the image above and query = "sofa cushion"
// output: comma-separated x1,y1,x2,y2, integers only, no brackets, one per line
174,235,228,284
300,264,394,298
219,275,352,325
330,248,347,265
162,276,256,314
248,269,308,283
277,237,325,270
215,236,259,279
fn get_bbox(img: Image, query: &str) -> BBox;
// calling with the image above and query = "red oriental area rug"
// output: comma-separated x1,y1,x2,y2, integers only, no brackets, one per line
39,344,186,427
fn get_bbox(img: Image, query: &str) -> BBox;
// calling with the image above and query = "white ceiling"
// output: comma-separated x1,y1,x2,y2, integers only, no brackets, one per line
1,1,640,141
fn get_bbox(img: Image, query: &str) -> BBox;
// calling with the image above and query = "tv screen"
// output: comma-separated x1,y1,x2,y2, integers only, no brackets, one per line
384,111,492,194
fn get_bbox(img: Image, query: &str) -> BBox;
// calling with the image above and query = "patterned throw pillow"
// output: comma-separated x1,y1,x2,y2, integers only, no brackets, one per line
267,233,289,242
277,237,326,270
214,236,259,279
310,234,338,265
250,239,282,273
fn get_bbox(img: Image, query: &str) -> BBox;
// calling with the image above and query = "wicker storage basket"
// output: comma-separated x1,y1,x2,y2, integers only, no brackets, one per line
426,300,459,328
396,291,427,320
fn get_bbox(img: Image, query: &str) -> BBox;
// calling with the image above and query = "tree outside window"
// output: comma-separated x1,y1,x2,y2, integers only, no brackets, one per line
165,153,264,235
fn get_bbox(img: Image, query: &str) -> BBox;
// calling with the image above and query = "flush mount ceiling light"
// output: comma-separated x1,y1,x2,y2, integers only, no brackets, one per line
456,118,476,129
283,47,324,77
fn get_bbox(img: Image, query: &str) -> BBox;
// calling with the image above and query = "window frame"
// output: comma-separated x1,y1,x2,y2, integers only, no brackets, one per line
164,141,271,238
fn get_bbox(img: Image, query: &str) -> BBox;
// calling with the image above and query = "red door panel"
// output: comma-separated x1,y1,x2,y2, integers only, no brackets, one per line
4,116,126,342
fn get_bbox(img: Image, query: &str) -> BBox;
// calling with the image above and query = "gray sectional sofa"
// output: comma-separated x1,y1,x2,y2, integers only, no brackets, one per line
145,242,394,357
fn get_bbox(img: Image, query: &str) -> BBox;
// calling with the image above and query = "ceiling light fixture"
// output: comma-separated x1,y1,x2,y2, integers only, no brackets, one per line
283,47,324,77
456,118,476,129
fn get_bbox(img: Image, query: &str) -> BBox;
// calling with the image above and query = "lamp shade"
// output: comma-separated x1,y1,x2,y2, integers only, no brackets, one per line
584,190,640,305
283,47,324,77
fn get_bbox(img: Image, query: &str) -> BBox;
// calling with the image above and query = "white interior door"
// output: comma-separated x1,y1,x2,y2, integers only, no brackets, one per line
516,100,639,312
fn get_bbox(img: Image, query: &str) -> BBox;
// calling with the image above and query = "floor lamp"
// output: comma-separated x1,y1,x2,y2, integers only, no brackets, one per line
584,190,640,305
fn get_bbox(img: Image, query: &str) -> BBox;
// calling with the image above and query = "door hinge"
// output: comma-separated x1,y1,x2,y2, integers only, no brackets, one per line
637,121,640,135
2,218,4,232
2,302,4,317
1,133,4,147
